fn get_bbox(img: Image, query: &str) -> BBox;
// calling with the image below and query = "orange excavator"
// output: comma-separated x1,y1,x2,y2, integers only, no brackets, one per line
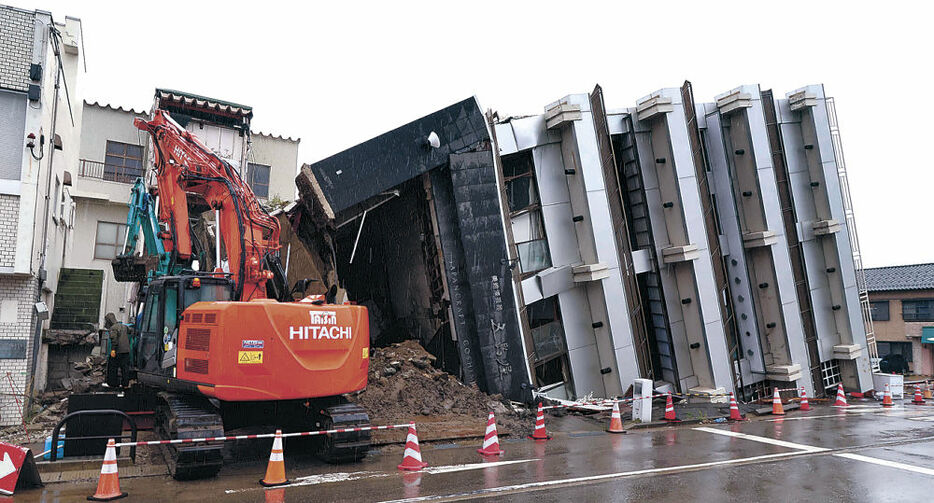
122,109,370,479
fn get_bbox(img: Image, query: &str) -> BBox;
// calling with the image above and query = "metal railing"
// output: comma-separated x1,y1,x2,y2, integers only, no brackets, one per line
49,409,138,462
79,159,144,184
825,97,879,372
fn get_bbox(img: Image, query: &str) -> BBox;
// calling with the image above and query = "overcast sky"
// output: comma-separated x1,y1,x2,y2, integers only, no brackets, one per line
15,0,933,268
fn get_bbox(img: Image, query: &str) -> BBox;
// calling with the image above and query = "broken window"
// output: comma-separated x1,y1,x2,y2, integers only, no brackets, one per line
528,296,565,360
503,151,551,276
528,296,571,389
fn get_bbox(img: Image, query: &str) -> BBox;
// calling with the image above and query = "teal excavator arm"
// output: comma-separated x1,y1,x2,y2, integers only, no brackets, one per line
112,177,174,282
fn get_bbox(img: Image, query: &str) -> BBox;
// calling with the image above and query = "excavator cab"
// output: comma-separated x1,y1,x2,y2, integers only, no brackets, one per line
136,275,233,379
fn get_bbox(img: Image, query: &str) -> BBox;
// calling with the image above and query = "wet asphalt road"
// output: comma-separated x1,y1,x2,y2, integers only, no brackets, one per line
20,401,934,502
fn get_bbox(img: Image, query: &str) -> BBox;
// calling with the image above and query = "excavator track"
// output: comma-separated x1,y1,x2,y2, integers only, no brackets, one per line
318,401,371,463
157,392,225,480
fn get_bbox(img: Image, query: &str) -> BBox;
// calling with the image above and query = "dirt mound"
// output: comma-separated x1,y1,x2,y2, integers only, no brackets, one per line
353,340,532,440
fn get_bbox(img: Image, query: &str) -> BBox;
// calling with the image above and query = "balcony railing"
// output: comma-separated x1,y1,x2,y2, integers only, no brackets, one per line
79,159,144,184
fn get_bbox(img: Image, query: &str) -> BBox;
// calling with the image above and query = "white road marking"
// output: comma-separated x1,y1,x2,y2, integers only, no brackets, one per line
378,451,815,503
835,453,934,476
423,458,536,474
908,416,934,422
693,427,828,453
223,459,538,494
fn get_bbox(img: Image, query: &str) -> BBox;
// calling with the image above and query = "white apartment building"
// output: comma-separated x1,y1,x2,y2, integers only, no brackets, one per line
0,5,83,424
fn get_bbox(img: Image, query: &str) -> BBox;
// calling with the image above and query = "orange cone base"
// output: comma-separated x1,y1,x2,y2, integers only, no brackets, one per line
260,478,290,488
664,418,681,423
477,446,504,456
913,399,925,405
397,460,428,471
882,402,893,408
88,492,128,502
528,432,552,441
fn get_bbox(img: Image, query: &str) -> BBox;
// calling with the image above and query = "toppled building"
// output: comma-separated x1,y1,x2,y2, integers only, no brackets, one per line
296,83,876,402
298,98,530,401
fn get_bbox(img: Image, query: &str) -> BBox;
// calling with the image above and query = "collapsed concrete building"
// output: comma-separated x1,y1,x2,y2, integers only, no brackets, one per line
293,82,876,402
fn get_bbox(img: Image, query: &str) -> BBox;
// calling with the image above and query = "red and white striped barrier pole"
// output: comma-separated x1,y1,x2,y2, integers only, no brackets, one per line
113,423,413,448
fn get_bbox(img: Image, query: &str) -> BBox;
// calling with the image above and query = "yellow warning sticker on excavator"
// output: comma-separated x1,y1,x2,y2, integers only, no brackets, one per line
362,347,369,359
238,351,263,364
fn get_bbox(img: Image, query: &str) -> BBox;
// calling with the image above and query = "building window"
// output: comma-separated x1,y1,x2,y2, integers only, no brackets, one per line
903,299,934,322
248,163,270,198
503,151,551,276
105,141,144,183
877,341,912,362
528,297,565,360
528,296,571,389
95,222,128,260
503,150,539,212
870,300,890,321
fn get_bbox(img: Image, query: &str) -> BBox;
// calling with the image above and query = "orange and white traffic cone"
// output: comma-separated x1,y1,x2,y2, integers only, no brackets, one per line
912,385,925,405
88,438,127,501
260,430,289,487
607,400,625,433
881,384,894,408
398,423,428,471
799,387,810,412
832,384,848,407
728,392,745,421
477,412,504,456
771,388,785,415
528,403,551,440
664,392,679,422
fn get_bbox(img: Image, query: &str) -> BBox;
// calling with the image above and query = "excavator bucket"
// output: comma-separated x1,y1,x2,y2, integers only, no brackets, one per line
112,255,156,283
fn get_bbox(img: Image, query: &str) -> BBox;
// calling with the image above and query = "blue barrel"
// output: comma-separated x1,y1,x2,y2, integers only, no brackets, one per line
43,433,65,460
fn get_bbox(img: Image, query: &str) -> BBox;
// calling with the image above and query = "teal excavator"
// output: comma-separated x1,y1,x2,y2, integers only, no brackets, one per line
111,178,179,282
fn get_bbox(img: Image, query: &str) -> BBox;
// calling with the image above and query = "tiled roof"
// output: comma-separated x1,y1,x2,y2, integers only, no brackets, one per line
155,88,252,118
84,100,147,116
864,263,934,292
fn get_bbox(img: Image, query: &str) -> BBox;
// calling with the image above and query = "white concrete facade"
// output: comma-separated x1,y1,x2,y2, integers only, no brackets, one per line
0,6,83,423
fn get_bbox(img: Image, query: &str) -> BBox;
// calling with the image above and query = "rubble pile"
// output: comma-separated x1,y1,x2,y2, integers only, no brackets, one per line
354,340,533,438
0,355,108,445
58,354,108,394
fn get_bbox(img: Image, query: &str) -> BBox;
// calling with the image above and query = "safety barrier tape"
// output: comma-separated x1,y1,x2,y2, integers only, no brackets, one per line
113,423,413,448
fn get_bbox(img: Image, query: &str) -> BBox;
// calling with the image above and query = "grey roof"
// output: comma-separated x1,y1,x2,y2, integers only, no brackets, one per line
864,263,934,292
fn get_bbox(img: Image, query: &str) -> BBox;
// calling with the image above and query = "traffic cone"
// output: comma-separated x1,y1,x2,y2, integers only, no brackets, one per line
607,400,625,433
881,384,894,408
528,403,551,440
799,387,810,412
832,384,848,407
924,384,933,400
477,412,504,456
771,388,785,415
664,393,679,422
912,385,925,405
398,423,428,471
260,430,289,487
87,438,127,501
728,392,745,421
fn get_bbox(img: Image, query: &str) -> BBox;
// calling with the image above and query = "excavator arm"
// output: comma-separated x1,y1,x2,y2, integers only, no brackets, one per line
134,109,285,300
112,177,176,282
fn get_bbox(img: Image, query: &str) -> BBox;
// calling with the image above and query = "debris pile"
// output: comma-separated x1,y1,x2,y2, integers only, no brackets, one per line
353,340,532,440
57,354,108,394
0,355,108,445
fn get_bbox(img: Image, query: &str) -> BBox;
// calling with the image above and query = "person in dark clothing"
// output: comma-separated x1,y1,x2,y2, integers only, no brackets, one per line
104,313,131,388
